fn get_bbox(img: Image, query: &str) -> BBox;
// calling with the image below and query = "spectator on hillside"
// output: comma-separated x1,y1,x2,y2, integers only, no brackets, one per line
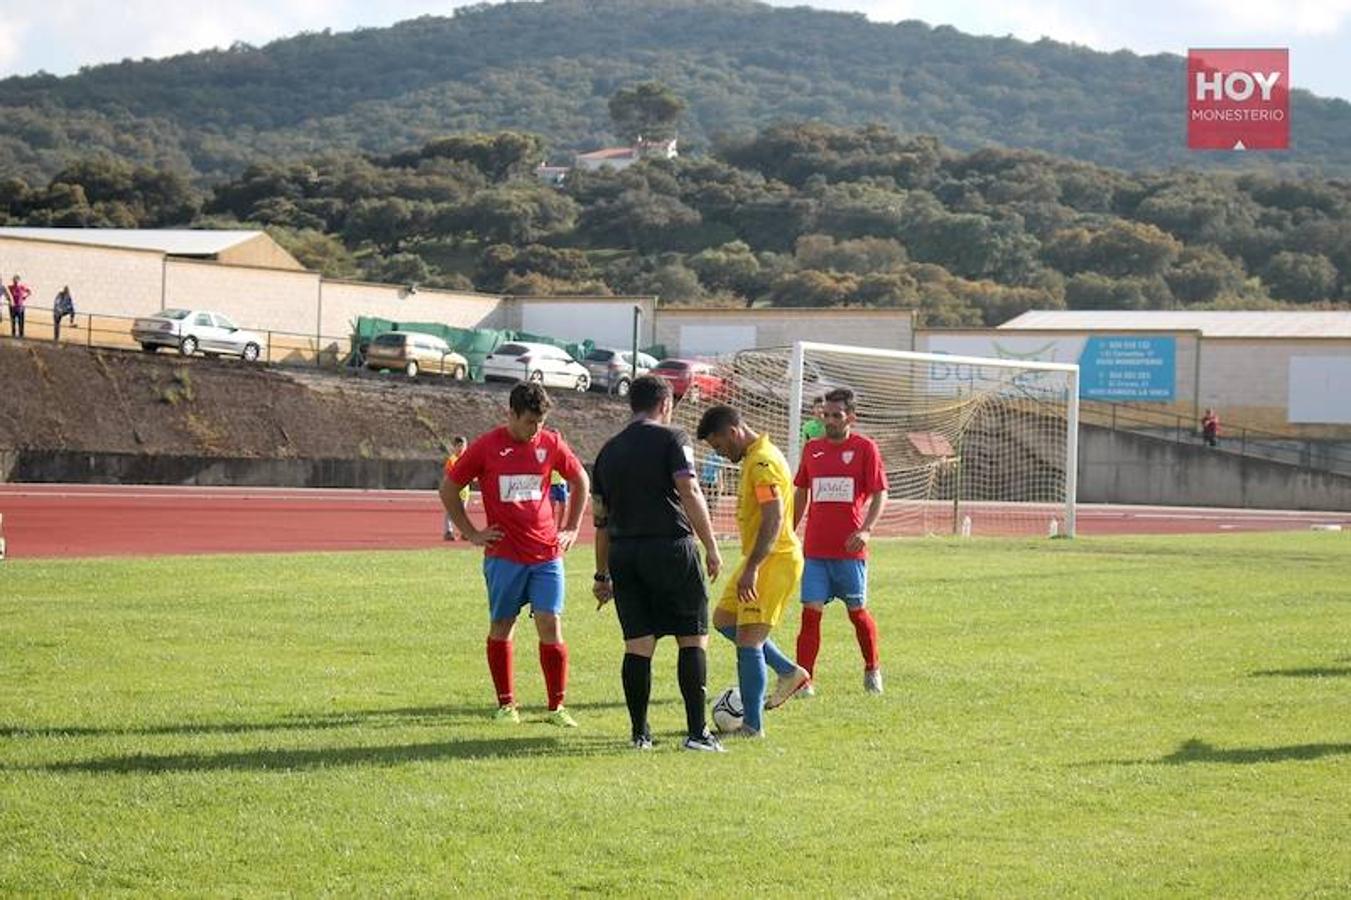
1201,408,1220,447
7,275,29,337
53,286,77,342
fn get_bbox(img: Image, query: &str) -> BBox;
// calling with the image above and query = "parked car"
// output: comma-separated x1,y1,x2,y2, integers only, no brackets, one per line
482,341,591,391
132,308,264,361
583,348,659,396
650,358,725,401
728,350,851,405
365,331,468,379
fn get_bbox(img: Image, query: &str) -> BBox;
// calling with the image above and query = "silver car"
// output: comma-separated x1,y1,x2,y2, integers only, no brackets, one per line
583,348,659,396
133,309,264,361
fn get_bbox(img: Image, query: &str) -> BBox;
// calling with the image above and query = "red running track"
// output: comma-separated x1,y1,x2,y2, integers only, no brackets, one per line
0,484,1348,560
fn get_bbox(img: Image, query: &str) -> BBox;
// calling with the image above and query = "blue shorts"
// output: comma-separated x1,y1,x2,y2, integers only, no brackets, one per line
801,558,868,607
484,556,565,622
550,484,568,503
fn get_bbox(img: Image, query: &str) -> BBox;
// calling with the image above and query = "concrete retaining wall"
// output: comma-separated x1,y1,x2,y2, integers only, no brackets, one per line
1,450,444,491
9,424,1351,510
1079,426,1351,511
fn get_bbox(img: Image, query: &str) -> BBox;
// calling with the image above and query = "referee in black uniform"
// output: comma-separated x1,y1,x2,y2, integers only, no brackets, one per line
592,375,725,751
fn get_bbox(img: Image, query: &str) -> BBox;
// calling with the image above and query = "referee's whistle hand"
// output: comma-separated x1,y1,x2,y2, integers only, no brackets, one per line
593,583,613,608
705,548,723,582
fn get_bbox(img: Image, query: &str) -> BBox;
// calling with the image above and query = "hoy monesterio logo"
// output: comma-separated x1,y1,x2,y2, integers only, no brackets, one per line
1188,48,1289,150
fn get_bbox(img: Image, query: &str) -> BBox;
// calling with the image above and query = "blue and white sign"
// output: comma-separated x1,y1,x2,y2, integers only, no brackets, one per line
924,334,1178,401
1077,336,1175,401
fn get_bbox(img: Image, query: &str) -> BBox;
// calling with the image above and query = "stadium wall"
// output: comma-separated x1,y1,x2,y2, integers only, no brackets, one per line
164,259,323,334
1199,338,1351,437
919,327,1351,439
1078,425,1351,510
317,280,507,336
0,236,164,317
508,297,659,348
655,308,916,357
0,448,443,490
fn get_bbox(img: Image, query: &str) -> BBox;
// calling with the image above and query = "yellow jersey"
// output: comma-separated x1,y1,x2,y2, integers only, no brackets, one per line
444,453,470,500
736,434,800,556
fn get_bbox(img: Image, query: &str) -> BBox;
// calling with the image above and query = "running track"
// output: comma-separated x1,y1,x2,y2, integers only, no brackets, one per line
1,484,1347,559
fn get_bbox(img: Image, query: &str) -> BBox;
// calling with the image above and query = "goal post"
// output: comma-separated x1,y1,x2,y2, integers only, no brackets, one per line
675,341,1079,539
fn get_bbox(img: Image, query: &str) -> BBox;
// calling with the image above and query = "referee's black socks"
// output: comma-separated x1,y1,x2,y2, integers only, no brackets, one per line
677,646,708,739
621,653,652,741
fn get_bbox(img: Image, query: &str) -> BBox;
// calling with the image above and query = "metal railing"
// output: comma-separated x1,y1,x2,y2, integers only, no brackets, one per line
1080,399,1351,477
2,305,353,370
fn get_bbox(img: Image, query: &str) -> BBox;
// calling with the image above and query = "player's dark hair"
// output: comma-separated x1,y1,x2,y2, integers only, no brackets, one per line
509,381,552,416
696,404,741,440
824,387,857,413
629,375,671,414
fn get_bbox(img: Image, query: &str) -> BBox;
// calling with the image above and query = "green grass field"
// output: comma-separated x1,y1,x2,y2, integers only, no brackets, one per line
2,534,1349,896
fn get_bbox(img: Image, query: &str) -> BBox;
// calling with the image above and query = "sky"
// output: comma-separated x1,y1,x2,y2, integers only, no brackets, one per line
0,0,1348,101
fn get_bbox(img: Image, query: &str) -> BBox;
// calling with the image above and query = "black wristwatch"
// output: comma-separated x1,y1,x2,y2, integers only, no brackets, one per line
593,573,611,584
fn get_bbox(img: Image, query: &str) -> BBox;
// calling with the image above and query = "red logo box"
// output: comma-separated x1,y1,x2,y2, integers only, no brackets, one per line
1188,48,1289,150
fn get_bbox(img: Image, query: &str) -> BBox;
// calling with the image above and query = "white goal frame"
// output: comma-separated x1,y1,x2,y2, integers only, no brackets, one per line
786,341,1080,537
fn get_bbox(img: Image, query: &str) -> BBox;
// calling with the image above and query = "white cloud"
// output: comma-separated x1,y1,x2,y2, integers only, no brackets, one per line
0,0,461,76
0,21,23,74
1193,0,1351,36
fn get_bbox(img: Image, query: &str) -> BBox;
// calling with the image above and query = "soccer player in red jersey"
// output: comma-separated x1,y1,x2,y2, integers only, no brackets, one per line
791,387,889,695
441,382,590,726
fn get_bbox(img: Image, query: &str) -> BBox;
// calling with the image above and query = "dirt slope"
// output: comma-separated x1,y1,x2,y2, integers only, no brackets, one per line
0,339,631,462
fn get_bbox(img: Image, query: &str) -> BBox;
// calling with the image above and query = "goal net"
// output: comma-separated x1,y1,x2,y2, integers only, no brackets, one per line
673,341,1079,538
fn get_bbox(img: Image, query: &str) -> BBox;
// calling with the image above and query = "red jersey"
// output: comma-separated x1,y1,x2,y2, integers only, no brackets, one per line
448,426,583,564
793,433,886,560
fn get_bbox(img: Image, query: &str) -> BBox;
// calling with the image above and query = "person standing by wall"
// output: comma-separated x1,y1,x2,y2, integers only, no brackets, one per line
1201,408,1220,448
7,275,29,338
52,285,76,342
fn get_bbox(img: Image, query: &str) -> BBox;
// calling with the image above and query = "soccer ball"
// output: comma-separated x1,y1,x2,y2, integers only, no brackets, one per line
711,687,744,733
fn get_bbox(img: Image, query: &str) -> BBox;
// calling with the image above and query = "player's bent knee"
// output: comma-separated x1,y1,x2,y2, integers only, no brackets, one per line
488,617,518,640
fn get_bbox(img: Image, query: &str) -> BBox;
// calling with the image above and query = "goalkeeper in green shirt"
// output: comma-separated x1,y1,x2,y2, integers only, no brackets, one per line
801,396,826,441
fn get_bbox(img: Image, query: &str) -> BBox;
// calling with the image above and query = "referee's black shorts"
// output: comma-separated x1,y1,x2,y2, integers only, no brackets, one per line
609,535,708,640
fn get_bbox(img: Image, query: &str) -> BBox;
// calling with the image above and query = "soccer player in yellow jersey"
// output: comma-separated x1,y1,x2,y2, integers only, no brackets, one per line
697,405,810,737
442,435,469,540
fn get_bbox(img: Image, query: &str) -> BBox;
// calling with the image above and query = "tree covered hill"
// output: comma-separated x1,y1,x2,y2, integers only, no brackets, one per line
7,123,1348,326
3,0,1350,184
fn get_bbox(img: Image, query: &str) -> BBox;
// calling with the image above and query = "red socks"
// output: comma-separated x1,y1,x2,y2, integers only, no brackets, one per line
849,607,880,671
796,606,823,676
486,637,515,707
539,641,569,711
488,638,569,710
